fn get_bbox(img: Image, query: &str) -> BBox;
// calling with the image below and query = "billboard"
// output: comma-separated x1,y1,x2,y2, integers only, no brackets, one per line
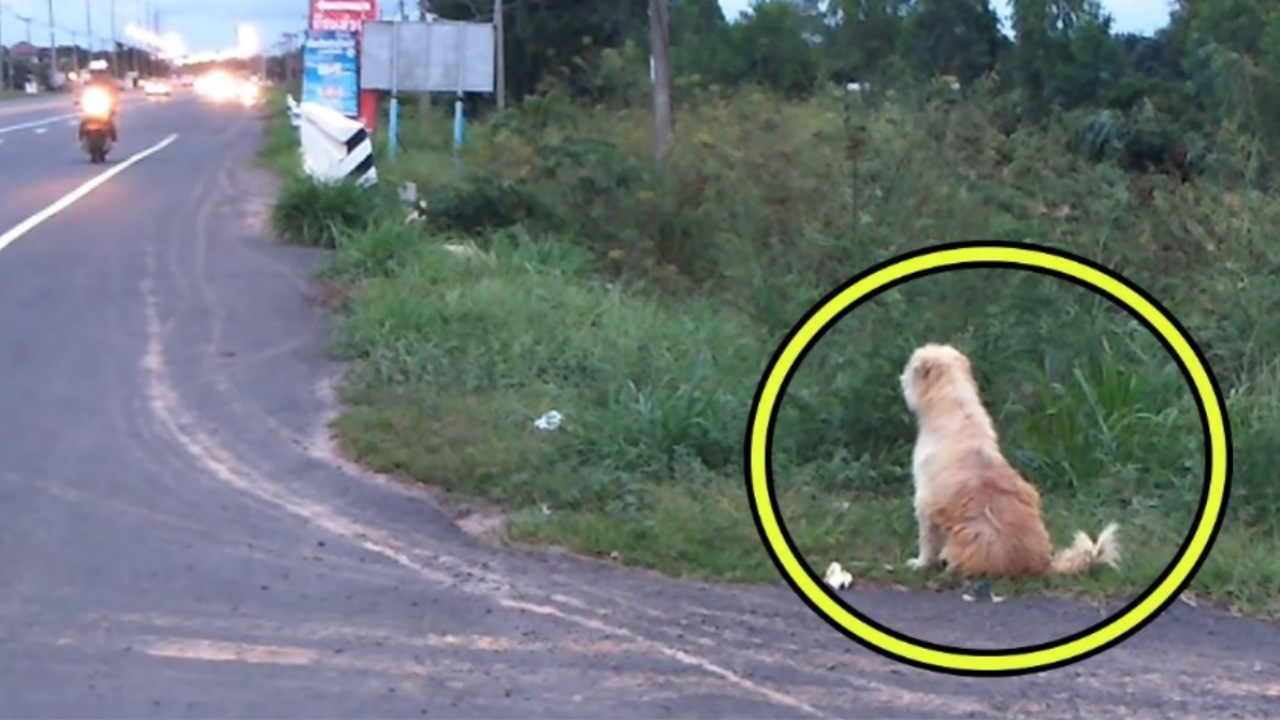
309,0,379,34
359,21,495,94
302,30,361,117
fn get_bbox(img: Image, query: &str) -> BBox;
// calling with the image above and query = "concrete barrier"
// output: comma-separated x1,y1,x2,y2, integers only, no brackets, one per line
293,100,377,187
285,94,301,128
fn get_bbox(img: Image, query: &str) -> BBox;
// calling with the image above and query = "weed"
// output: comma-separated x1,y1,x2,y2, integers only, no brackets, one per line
271,175,391,249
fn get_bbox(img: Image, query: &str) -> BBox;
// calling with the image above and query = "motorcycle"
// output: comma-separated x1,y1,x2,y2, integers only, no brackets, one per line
78,86,117,164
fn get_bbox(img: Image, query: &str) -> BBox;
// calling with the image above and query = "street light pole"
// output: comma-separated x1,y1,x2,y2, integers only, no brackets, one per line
1,5,8,92
84,0,93,66
495,0,505,110
111,0,120,76
46,0,57,87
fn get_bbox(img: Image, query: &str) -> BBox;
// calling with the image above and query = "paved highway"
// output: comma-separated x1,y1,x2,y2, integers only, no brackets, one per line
0,91,1275,719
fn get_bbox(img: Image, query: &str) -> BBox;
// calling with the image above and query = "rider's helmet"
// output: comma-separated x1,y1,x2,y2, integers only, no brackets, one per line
85,59,112,84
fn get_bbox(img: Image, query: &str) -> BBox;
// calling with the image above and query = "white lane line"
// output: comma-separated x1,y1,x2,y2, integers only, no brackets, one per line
0,97,154,135
0,133,179,254
0,112,79,135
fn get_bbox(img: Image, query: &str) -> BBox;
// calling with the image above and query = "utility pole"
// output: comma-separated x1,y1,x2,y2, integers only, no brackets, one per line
46,0,57,87
134,0,143,75
84,0,93,65
153,6,161,74
648,0,673,163
495,0,505,110
415,1,431,110
1,5,7,92
110,0,120,76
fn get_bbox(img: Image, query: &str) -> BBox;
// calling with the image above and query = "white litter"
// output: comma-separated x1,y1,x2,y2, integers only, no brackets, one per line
399,181,419,205
443,242,479,258
823,561,853,590
533,410,563,433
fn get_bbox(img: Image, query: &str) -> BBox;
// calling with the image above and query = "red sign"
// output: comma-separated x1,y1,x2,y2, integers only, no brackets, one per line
310,0,378,34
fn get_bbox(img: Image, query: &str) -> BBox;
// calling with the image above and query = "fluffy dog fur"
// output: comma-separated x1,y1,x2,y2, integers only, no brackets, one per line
899,343,1121,579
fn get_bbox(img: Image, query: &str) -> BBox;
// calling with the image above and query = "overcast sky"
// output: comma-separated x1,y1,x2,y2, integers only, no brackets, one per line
0,0,1173,55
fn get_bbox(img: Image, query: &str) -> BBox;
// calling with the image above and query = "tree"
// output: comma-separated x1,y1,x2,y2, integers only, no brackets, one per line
425,0,649,102
1010,0,1113,120
823,0,910,83
723,0,823,96
899,0,1002,86
671,0,733,83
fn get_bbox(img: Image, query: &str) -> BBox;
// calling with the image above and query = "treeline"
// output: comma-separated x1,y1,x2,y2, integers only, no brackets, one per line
419,0,1280,183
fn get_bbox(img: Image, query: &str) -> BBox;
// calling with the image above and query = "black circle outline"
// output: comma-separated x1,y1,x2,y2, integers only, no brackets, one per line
743,239,1233,677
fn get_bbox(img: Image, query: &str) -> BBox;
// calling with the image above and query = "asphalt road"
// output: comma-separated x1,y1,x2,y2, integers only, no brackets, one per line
0,92,1275,719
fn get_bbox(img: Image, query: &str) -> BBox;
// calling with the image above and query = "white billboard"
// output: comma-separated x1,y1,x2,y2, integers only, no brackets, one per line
359,20,495,94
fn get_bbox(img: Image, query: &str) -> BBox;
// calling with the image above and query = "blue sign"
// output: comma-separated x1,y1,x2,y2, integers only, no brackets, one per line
302,29,359,117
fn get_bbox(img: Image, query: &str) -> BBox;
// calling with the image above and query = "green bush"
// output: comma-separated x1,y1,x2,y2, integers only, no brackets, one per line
270,175,390,249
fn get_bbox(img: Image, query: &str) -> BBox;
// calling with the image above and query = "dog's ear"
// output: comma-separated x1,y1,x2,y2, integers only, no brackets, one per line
913,356,937,382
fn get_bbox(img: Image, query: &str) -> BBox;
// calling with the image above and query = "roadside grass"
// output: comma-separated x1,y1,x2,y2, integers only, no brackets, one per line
260,78,1280,619
255,88,302,177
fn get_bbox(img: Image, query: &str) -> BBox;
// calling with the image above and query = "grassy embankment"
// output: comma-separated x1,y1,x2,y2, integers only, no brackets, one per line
257,83,1280,618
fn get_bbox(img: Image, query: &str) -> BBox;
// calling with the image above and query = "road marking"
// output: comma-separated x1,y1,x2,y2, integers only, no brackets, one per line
0,133,179,254
141,638,319,666
0,113,78,135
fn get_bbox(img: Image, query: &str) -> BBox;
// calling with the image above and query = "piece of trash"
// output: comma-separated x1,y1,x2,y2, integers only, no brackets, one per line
533,410,563,433
823,561,853,590
400,182,428,224
443,242,480,258
399,181,419,206
539,503,551,516
963,579,1001,603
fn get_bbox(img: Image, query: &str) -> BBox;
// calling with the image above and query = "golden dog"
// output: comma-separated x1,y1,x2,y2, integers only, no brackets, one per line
899,343,1120,578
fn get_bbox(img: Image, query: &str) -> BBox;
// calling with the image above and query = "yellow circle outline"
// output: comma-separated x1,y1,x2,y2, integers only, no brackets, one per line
746,241,1230,675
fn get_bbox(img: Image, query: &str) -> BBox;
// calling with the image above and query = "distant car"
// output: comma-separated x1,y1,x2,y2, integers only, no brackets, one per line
142,78,172,96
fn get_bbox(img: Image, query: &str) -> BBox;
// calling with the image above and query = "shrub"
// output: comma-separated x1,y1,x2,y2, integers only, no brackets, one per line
271,175,391,249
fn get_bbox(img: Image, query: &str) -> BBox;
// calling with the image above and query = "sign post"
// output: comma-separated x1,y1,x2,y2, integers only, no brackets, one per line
308,0,380,133
359,20,495,160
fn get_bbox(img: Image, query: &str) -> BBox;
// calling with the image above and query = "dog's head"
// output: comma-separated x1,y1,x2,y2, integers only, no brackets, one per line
900,343,975,414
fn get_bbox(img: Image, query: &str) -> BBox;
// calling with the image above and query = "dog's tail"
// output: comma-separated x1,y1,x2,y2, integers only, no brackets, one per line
1049,521,1121,576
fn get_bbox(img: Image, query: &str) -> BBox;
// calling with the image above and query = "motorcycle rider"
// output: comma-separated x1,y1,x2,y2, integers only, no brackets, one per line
78,59,120,142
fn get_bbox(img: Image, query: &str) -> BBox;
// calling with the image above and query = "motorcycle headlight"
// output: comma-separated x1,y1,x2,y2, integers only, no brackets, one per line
82,88,113,118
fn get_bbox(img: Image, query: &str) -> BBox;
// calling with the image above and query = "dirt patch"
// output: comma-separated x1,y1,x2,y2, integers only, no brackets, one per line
230,155,281,237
